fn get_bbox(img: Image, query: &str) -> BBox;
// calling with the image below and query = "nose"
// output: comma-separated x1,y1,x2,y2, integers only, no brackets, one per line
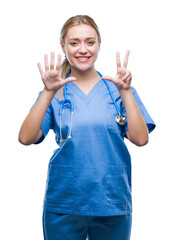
78,43,87,54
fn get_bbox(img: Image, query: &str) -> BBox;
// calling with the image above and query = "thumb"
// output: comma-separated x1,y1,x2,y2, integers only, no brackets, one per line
64,77,77,85
102,75,115,82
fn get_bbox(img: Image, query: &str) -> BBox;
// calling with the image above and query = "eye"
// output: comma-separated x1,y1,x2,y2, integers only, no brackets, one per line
70,42,78,46
88,41,95,46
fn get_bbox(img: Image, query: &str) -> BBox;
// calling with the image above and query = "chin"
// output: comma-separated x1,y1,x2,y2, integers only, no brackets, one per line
74,65,94,72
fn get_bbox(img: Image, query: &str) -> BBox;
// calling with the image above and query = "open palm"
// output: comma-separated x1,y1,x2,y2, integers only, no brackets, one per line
37,52,76,92
102,50,132,91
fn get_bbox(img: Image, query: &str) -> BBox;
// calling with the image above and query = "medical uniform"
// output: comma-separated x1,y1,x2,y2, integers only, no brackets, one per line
34,72,155,239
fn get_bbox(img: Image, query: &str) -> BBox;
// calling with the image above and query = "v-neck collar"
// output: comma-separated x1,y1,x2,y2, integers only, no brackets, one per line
67,78,103,104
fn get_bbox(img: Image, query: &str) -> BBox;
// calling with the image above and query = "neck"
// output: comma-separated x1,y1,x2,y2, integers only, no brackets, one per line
70,67,100,83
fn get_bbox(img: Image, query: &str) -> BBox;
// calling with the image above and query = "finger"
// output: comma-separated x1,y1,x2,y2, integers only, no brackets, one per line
64,77,77,84
123,74,132,85
51,77,76,90
123,50,130,68
56,54,61,71
122,70,131,81
116,52,121,68
127,75,132,82
102,75,115,82
44,54,49,71
50,52,55,70
37,62,45,78
122,73,132,85
127,74,132,82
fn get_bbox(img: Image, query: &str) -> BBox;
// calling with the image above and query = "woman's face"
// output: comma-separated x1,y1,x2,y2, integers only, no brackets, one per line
61,24,101,72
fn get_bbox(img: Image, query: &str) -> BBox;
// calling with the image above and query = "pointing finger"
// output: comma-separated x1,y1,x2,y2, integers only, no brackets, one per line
123,50,130,68
116,52,121,68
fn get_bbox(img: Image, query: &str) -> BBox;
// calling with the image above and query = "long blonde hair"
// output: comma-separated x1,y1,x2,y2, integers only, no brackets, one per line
58,15,101,101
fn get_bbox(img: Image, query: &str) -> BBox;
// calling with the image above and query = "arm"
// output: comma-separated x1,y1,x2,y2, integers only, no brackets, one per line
102,51,148,146
18,89,56,145
119,88,148,146
18,52,76,145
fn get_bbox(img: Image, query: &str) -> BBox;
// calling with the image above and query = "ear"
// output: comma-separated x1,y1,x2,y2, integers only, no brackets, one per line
60,40,66,54
98,40,101,51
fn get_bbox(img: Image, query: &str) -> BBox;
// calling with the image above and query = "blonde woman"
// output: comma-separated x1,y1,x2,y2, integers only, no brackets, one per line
19,15,155,240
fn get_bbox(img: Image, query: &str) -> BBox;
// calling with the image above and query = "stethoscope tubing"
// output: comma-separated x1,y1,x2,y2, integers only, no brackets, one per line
102,79,121,115
59,99,74,116
60,72,121,116
59,72,126,142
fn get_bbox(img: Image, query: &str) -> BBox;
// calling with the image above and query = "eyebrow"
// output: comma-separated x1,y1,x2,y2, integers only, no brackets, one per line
68,37,96,41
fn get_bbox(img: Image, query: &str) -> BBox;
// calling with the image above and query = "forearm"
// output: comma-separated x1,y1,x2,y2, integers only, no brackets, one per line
18,88,56,145
119,88,148,146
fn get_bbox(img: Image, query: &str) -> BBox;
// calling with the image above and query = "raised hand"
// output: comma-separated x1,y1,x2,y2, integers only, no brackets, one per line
37,52,76,92
102,50,132,91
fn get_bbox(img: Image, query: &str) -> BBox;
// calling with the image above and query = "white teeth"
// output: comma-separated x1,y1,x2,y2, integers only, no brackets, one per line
77,57,89,62
78,58,88,60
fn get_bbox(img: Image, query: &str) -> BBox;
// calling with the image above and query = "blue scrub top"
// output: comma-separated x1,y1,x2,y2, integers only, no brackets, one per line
34,73,156,216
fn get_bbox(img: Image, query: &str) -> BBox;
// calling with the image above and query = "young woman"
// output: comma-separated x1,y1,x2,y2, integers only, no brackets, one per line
19,15,155,240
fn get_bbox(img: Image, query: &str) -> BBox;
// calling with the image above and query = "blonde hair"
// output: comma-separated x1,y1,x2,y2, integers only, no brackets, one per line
58,15,101,101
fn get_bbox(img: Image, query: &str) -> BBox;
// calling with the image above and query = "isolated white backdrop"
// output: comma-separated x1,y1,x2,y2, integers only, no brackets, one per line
0,0,173,239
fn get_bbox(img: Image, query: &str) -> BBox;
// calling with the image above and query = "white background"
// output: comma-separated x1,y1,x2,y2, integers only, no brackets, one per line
0,0,173,239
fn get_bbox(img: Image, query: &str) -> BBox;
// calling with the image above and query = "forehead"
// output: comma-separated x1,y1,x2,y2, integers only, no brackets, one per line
65,24,98,40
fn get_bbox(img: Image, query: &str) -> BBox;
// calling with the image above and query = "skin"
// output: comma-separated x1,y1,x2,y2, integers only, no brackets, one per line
18,23,148,146
61,24,102,94
102,51,149,146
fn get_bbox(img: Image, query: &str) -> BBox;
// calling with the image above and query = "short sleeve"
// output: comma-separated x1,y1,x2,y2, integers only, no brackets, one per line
121,87,156,137
31,92,54,144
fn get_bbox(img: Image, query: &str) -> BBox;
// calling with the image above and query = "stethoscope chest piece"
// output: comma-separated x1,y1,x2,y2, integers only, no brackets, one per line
115,114,126,126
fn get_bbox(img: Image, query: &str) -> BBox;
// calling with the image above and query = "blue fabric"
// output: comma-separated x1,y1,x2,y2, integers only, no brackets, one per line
33,96,54,144
43,211,132,240
33,71,156,216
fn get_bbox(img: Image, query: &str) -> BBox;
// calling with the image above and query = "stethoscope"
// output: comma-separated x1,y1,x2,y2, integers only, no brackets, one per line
59,72,126,143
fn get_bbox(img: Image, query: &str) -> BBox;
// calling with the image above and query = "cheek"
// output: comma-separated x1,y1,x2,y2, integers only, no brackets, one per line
92,48,100,59
65,47,77,58
65,49,77,66
92,45,100,54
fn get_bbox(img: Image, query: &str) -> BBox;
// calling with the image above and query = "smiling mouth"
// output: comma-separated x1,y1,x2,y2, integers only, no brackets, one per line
75,56,91,63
